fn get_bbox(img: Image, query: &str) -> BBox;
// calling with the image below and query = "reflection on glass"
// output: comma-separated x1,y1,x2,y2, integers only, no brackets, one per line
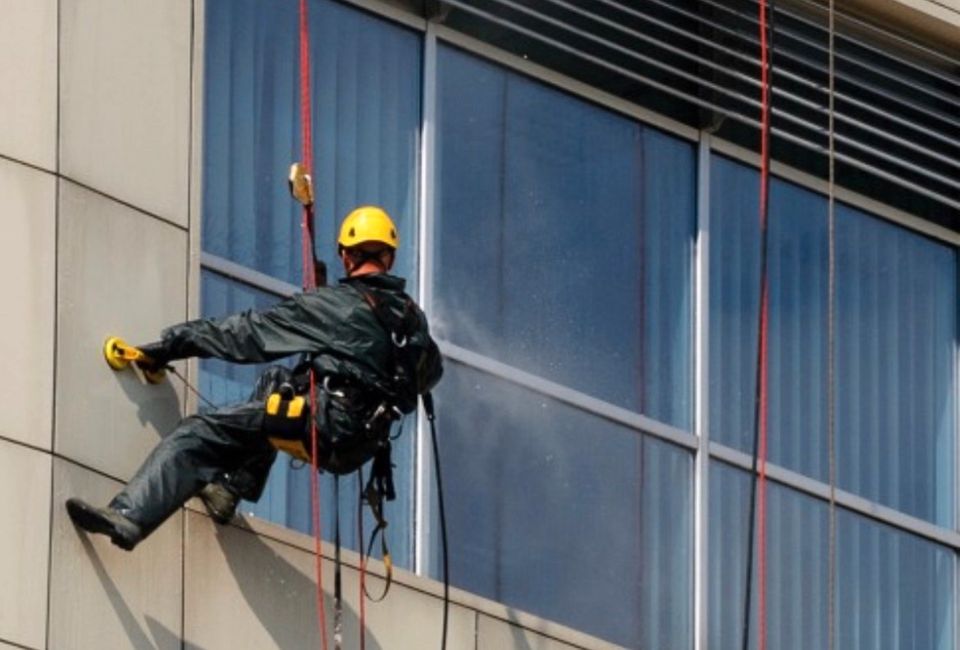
432,362,692,649
203,0,421,285
709,154,956,527
710,462,955,650
434,45,695,430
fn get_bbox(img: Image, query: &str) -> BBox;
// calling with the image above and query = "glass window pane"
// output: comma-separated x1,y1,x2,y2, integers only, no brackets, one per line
433,45,695,429
709,155,829,481
710,462,955,650
836,208,956,527
203,0,421,285
837,509,955,650
199,270,416,566
431,362,692,649
709,154,956,526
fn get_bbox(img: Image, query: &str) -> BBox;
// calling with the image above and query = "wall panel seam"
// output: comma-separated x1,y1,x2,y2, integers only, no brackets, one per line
57,176,190,233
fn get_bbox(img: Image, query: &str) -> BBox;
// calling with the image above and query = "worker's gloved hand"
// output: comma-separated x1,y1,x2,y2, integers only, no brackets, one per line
135,341,172,372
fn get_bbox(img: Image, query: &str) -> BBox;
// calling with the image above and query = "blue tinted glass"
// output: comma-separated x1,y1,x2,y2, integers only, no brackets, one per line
709,155,829,481
837,509,955,650
836,208,956,527
199,271,415,566
709,154,956,526
710,462,829,650
203,0,421,285
431,362,692,649
710,462,955,650
433,45,695,429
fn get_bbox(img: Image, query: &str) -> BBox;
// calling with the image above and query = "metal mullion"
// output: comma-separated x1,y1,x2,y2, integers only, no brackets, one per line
693,133,713,650
414,24,438,578
710,442,960,550
440,342,699,451
200,252,299,297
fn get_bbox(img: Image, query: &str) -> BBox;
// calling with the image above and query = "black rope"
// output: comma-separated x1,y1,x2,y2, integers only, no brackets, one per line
742,2,776,649
422,393,448,650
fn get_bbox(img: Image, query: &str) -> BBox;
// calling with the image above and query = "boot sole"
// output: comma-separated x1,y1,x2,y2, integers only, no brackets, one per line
199,496,236,525
66,499,138,551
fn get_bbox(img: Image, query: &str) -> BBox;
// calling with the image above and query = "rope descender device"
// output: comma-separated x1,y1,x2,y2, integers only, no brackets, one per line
102,336,167,384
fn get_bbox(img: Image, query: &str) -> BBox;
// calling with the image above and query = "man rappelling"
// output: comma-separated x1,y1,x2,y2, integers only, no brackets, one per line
65,206,443,551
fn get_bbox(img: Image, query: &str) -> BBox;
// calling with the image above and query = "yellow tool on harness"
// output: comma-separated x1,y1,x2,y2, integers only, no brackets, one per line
102,336,167,384
265,391,311,462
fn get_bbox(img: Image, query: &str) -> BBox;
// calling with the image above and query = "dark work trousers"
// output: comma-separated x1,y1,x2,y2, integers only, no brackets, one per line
108,366,293,535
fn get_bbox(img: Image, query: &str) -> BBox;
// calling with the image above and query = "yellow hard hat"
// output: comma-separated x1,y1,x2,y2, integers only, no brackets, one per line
337,206,398,250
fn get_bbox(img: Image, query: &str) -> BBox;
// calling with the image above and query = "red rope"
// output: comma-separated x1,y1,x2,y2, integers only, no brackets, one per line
757,1,772,649
298,2,328,649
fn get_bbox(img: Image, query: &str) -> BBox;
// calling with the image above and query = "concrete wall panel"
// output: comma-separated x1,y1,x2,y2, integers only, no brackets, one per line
477,614,591,650
60,0,191,226
0,0,57,170
183,512,475,650
0,160,55,449
0,440,51,649
56,180,186,480
49,459,182,650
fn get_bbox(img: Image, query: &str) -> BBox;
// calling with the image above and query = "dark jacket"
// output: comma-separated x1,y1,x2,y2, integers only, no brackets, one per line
159,274,443,405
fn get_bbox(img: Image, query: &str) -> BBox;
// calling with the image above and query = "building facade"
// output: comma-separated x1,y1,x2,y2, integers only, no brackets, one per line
1,0,958,648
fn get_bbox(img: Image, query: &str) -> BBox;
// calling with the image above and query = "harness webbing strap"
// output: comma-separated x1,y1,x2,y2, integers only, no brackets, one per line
743,2,774,650
360,482,394,602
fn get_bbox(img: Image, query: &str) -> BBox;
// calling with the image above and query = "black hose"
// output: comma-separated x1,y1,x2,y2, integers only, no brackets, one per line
422,393,448,650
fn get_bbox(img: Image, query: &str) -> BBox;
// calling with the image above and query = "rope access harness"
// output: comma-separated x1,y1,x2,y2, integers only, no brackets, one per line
742,2,839,649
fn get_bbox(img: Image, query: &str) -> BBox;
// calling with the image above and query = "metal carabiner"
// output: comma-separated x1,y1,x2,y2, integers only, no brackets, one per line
322,375,346,398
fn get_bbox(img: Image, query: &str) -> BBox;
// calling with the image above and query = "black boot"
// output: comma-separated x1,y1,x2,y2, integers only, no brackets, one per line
198,482,239,525
66,498,143,551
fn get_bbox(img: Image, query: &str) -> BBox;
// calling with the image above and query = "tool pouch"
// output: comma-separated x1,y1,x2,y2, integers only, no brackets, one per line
253,366,311,462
